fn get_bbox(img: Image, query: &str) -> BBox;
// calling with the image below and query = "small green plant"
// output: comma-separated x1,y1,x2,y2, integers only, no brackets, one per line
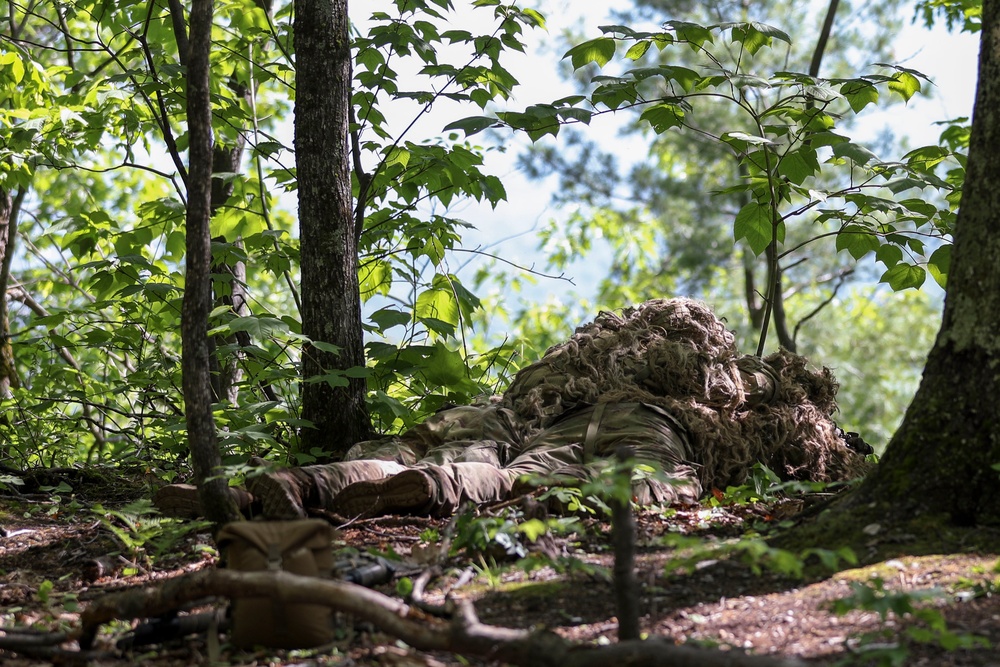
36,579,54,604
954,560,1000,601
661,533,856,579
710,462,852,506
94,500,211,565
419,526,440,543
830,577,990,666
472,555,505,589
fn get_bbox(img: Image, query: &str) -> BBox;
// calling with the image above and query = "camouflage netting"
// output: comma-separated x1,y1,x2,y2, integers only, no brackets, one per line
501,298,872,492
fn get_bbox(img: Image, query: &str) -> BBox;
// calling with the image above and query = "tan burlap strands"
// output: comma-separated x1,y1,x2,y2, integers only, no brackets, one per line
502,298,871,492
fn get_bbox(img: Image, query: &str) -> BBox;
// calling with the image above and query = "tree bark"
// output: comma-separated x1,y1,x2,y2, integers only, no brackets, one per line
182,0,241,525
0,187,17,398
209,141,249,406
830,0,1000,524
295,0,372,456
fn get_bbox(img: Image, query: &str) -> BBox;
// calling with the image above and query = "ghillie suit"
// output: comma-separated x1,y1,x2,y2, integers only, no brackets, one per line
155,298,871,520
501,298,872,492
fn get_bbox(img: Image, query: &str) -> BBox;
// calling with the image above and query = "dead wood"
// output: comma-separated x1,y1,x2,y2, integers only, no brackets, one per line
0,629,116,662
83,555,125,582
78,568,804,667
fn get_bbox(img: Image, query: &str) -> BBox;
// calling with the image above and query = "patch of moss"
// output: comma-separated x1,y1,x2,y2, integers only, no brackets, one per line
464,579,570,599
772,498,1000,573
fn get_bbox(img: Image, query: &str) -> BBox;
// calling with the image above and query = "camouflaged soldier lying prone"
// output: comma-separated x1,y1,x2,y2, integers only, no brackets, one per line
155,299,874,521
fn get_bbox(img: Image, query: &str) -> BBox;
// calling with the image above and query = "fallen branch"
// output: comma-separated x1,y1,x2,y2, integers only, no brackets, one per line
79,568,804,667
0,628,116,662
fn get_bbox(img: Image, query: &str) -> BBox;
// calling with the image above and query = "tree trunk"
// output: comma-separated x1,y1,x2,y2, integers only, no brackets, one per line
0,187,17,398
825,0,1000,525
294,0,372,456
209,141,249,406
182,0,241,526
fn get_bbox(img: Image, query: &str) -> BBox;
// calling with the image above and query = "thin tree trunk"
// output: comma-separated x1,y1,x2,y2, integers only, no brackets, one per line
182,0,241,526
752,0,840,353
295,0,373,456
0,187,17,398
209,141,249,406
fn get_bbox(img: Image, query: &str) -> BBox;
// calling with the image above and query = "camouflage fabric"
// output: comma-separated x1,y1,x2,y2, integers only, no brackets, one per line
155,298,871,520
295,401,698,517
343,398,525,465
286,399,525,513
501,298,870,490
506,401,701,506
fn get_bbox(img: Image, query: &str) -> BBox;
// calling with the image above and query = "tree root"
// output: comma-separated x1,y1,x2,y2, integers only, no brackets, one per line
73,568,805,667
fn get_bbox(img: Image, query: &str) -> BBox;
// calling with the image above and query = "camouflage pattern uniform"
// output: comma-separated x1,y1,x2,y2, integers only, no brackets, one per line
156,357,778,520
240,394,709,519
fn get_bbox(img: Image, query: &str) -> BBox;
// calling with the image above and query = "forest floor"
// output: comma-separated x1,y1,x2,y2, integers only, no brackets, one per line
1,475,1000,667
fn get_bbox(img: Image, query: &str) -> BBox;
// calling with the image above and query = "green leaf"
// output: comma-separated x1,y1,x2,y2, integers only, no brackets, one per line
734,200,773,255
881,263,926,291
369,307,411,332
37,580,54,604
888,71,921,102
310,341,344,354
875,243,903,268
729,22,789,55
664,20,714,48
416,286,459,331
0,52,25,84
777,149,819,185
443,116,496,137
422,342,467,385
903,145,951,170
831,141,879,166
359,259,393,299
210,315,289,339
639,102,685,133
396,577,414,598
836,225,879,260
840,80,879,113
384,147,409,168
624,41,651,60
564,37,617,70
927,245,951,288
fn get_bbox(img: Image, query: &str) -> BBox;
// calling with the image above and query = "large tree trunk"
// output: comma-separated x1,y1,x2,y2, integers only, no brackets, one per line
182,0,241,526
802,0,1000,530
294,0,372,456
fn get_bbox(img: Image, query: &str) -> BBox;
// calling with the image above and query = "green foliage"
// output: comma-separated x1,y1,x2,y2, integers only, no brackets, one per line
476,20,957,322
953,559,1000,601
831,577,990,665
707,462,856,506
0,0,545,471
661,532,857,579
93,500,211,564
448,504,590,579
916,0,983,32
0,0,966,482
474,5,956,443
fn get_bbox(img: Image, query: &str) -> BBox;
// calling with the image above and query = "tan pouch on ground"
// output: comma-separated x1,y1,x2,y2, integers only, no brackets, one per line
217,519,335,649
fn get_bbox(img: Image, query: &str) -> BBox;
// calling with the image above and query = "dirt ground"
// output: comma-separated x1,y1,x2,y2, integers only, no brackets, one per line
1,479,999,667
